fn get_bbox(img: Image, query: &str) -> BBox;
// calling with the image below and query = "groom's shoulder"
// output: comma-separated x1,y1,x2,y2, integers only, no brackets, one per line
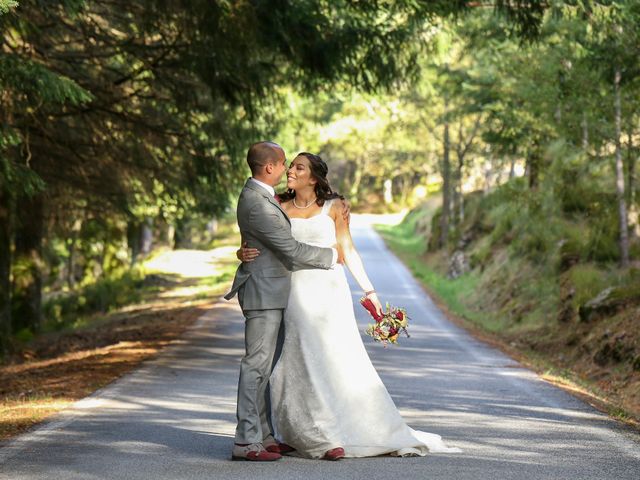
238,187,273,215
238,184,262,203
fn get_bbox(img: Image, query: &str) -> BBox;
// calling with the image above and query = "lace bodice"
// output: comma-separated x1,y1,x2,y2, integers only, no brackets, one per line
290,199,336,248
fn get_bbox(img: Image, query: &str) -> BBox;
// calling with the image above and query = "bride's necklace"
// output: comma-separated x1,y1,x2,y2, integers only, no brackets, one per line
292,196,317,209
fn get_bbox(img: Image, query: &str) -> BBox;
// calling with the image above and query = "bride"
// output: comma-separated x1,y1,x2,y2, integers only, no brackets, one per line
237,152,460,459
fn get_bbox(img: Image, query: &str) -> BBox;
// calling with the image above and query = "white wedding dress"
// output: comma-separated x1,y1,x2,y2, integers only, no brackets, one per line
270,199,461,458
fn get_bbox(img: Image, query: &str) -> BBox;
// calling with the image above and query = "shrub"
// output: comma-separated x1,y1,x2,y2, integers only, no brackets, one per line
43,266,145,331
586,215,620,263
568,264,609,308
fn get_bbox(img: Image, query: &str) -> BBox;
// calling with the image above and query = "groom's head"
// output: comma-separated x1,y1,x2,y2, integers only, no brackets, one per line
247,141,287,186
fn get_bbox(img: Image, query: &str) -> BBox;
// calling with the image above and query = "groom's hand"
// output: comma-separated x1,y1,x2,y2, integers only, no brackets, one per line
339,198,351,225
237,242,260,262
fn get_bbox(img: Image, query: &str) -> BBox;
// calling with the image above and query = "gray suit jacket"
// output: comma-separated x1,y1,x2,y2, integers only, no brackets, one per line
224,179,334,310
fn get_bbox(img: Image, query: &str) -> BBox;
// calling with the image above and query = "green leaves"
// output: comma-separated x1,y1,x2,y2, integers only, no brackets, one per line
0,56,93,107
0,1,17,15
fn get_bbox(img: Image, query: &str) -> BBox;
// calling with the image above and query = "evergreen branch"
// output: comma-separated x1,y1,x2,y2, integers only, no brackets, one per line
0,1,18,15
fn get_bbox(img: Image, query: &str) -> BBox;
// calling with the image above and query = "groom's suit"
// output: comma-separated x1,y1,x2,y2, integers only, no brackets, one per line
225,178,335,445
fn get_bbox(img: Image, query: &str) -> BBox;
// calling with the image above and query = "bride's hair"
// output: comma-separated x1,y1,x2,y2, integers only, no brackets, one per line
277,152,344,206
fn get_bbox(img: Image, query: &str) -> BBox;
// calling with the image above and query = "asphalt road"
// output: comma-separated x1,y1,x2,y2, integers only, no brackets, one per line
1,217,639,480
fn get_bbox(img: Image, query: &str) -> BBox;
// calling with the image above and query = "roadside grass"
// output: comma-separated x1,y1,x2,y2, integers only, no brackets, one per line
0,394,71,440
376,223,487,328
375,216,640,430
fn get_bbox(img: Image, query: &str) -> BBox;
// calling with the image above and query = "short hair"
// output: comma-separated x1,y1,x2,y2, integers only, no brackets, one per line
247,141,283,175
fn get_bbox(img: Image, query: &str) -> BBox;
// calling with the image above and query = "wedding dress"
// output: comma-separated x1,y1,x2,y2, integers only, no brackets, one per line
270,199,461,458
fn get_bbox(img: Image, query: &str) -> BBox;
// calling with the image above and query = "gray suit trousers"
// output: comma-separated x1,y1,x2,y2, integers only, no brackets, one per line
234,308,284,444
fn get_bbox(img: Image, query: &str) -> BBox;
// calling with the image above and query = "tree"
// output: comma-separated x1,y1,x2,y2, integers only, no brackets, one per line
0,1,555,353
583,2,640,268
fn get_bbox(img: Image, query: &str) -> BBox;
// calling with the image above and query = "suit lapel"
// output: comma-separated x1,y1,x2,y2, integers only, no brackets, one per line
244,179,291,225
267,195,291,224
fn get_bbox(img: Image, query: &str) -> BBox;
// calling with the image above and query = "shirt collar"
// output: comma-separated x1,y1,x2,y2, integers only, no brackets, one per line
250,177,275,197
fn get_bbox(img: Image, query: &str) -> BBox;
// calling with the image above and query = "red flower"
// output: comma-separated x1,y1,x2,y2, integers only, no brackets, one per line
363,300,411,346
360,296,383,322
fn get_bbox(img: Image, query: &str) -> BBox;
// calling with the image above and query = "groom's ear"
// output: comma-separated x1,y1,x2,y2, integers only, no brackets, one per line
264,162,274,174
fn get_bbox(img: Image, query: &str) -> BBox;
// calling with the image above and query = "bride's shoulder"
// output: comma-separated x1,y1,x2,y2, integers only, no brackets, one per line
325,197,338,211
326,198,344,223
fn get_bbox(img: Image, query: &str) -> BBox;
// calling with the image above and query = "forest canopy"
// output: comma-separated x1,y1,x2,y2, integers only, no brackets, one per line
2,1,638,356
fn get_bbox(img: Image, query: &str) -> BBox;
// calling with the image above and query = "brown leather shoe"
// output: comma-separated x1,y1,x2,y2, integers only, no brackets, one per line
231,443,282,462
322,447,345,461
265,442,296,455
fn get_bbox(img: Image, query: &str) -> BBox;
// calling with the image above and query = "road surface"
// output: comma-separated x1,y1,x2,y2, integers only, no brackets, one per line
1,216,639,480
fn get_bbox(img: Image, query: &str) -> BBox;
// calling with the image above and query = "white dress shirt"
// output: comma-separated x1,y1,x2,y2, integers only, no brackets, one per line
250,177,275,197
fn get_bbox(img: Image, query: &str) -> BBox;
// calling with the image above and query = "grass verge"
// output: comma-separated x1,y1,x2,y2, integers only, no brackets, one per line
376,222,640,431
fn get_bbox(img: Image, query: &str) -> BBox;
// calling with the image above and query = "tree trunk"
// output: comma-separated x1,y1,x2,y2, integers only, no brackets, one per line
582,113,589,151
12,193,44,333
66,234,77,288
452,117,479,224
526,144,541,189
555,68,563,125
0,185,12,356
383,178,393,205
628,128,636,203
614,67,630,268
173,216,191,249
440,101,451,248
100,238,109,278
554,102,562,125
484,158,494,192
66,219,82,287
349,158,366,202
457,154,465,223
141,219,153,254
452,168,460,225
627,126,638,238
127,220,142,265
452,133,461,225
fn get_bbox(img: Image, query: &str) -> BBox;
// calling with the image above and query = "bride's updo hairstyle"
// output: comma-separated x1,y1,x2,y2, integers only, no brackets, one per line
278,152,344,206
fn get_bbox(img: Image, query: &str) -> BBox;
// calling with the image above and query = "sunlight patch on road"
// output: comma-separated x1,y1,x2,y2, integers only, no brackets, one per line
109,440,171,454
158,284,222,299
350,211,407,227
144,246,238,278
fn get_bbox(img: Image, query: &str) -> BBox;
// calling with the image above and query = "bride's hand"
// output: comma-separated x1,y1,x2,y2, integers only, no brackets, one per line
236,242,260,262
367,292,383,317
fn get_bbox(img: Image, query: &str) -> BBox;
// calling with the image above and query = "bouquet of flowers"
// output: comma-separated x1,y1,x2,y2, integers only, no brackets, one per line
360,296,411,346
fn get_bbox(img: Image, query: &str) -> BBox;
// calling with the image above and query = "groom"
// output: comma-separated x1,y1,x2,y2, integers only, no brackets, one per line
224,141,338,462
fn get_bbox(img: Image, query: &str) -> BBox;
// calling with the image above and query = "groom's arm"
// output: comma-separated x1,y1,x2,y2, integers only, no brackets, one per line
248,203,336,271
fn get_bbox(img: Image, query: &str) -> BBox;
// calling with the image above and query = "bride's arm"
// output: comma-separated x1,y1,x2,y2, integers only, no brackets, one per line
333,202,383,316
